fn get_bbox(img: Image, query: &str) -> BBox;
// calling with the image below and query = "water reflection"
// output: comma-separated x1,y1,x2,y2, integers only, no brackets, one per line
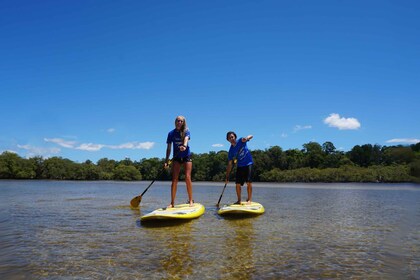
160,222,193,278
222,218,256,279
140,220,195,279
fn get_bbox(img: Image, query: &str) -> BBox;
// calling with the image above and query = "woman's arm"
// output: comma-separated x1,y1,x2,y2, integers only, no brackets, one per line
180,135,189,152
164,143,171,167
242,135,253,142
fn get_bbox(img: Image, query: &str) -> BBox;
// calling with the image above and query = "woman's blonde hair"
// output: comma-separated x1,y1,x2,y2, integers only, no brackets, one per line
175,115,188,140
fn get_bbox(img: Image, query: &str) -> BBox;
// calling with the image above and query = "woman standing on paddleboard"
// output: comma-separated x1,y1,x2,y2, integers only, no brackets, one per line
225,131,254,205
164,116,194,207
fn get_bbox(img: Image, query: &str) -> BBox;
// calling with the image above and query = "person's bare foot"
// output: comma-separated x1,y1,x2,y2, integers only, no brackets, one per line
246,200,251,205
167,203,174,209
189,200,194,207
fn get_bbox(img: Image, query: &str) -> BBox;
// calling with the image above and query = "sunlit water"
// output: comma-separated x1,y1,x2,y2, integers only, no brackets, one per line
0,180,419,279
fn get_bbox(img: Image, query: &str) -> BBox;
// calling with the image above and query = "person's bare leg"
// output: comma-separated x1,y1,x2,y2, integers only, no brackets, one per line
246,182,252,204
168,162,181,208
235,183,241,204
184,161,193,206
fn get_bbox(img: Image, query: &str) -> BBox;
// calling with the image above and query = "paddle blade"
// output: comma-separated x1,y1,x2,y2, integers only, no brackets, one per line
130,195,142,208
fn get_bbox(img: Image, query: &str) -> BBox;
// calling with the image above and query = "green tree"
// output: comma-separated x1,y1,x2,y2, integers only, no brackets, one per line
208,151,228,181
302,142,324,168
322,141,336,155
383,146,415,165
192,153,211,181
74,160,100,180
0,152,21,179
284,149,305,170
0,152,36,179
266,146,285,169
251,149,271,181
321,142,345,168
42,157,77,180
347,144,382,167
97,158,117,180
411,142,420,152
113,165,142,181
409,160,420,179
28,156,44,179
137,157,164,180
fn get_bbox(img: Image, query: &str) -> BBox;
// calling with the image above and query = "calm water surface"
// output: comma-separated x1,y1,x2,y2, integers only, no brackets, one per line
0,180,419,279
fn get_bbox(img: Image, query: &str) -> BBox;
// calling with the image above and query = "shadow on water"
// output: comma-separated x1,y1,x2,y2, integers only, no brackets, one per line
218,213,264,220
137,219,193,228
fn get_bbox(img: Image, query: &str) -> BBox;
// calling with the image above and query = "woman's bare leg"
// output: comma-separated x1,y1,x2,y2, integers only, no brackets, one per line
169,162,181,207
184,161,193,206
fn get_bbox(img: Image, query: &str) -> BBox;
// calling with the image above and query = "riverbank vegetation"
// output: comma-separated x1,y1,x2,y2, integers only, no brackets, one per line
1,141,419,183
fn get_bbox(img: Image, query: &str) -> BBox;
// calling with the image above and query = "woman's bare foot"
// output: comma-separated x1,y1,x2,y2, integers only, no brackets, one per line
189,200,194,207
167,204,174,208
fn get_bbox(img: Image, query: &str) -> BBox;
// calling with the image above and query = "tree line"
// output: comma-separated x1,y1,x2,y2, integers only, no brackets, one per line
1,141,419,183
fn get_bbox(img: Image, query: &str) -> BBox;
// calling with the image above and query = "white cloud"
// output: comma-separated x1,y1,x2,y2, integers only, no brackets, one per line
44,138,155,152
108,142,155,150
44,138,76,148
324,113,361,130
107,128,115,133
212,144,223,148
17,144,61,158
386,138,420,144
76,143,105,151
281,133,288,138
293,125,312,132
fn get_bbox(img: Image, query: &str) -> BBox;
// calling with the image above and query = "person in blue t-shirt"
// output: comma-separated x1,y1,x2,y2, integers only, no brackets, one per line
164,115,194,207
224,131,254,205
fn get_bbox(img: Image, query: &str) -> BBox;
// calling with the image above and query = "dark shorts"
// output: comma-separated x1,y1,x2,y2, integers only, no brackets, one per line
235,164,253,186
173,156,192,164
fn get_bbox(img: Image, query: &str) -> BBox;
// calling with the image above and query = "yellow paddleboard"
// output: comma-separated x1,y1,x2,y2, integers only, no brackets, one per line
141,203,205,222
218,201,265,216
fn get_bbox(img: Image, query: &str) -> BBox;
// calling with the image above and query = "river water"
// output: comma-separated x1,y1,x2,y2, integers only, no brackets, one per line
0,180,419,279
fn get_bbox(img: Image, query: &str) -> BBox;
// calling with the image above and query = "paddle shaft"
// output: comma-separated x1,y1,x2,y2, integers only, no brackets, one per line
217,159,237,207
137,160,170,199
134,149,180,201
139,178,157,197
216,183,228,207
130,164,168,207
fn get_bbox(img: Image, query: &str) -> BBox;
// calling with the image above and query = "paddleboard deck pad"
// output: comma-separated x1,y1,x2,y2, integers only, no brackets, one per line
141,203,205,222
218,201,265,216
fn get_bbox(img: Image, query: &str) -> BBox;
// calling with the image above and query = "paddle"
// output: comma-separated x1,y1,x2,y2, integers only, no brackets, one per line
216,182,228,208
216,159,236,207
130,159,173,208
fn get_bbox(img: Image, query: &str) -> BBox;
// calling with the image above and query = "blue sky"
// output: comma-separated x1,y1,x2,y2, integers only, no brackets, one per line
1,0,419,163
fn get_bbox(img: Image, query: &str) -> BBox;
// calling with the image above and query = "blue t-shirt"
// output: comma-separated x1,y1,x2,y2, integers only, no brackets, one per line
228,138,253,167
166,129,191,158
